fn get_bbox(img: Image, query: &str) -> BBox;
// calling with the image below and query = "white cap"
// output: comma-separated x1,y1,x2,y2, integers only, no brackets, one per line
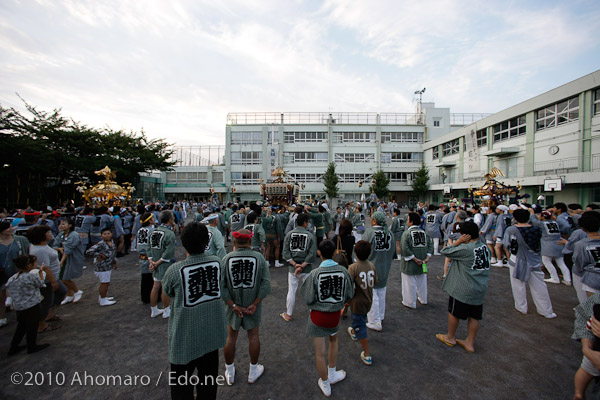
509,204,519,211
497,205,509,212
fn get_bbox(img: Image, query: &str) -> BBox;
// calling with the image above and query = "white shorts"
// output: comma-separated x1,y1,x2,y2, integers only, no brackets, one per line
582,355,600,376
94,270,112,283
486,239,494,244
581,283,600,294
495,238,503,244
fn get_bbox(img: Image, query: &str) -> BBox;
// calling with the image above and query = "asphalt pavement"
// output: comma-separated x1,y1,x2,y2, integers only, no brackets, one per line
0,217,595,400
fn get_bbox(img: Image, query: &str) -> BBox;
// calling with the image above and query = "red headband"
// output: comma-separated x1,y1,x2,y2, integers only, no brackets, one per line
232,231,253,240
53,211,62,217
23,211,41,216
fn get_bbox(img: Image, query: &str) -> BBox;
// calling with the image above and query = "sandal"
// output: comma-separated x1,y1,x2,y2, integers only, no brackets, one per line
280,312,292,322
39,324,61,333
436,333,455,347
456,339,475,353
46,316,62,322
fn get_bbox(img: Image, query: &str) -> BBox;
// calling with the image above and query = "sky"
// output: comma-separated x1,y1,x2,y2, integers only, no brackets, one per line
1,0,599,146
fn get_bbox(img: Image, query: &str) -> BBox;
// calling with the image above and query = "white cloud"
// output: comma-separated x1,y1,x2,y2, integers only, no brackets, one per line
0,0,598,146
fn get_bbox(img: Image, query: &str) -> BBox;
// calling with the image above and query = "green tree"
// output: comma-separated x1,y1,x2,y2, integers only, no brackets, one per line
0,100,175,208
369,170,390,199
322,162,339,200
412,163,430,197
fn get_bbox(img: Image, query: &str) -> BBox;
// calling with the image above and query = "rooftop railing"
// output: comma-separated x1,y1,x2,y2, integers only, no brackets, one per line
449,113,492,125
226,112,492,126
226,112,423,125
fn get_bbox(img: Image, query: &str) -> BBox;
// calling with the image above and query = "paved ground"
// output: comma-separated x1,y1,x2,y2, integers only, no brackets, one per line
0,216,597,400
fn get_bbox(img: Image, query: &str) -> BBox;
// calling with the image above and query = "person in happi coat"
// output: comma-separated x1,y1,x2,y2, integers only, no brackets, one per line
221,229,271,385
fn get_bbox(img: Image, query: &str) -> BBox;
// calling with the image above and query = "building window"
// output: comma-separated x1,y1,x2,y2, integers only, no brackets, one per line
231,131,263,145
594,88,600,115
386,172,412,183
284,131,328,143
334,153,375,163
231,172,262,185
212,172,223,183
536,96,579,131
290,173,322,183
165,172,208,183
442,139,460,156
493,115,526,142
432,146,439,160
381,152,423,163
433,119,441,127
338,173,369,183
333,131,375,143
283,152,328,163
381,132,423,143
230,151,262,165
476,129,487,148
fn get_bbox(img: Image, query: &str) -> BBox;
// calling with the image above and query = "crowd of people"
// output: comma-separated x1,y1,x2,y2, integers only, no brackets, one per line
2,197,600,399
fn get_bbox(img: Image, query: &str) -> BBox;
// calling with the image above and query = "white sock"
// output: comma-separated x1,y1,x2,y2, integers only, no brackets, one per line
226,363,235,373
151,306,158,311
249,363,257,372
328,366,336,375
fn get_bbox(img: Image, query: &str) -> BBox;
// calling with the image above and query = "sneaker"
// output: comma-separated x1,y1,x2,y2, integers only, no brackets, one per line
274,261,284,268
562,280,572,286
73,290,84,303
433,253,442,256
0,318,7,328
248,364,264,384
98,296,115,303
491,261,504,267
543,278,560,284
361,351,372,366
60,296,74,305
162,307,171,318
366,322,382,332
347,327,358,341
225,368,235,385
436,274,446,281
328,368,346,384
490,258,498,264
318,378,331,397
99,298,116,306
544,312,557,319
150,307,164,318
418,298,427,305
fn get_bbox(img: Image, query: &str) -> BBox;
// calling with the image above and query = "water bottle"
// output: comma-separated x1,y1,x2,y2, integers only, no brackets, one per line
422,262,428,274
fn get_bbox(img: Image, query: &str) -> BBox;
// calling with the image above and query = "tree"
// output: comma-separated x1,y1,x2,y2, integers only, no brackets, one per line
369,170,390,199
322,162,339,200
0,100,175,208
412,163,430,198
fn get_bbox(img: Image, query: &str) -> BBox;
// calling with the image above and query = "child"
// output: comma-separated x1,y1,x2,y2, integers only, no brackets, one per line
6,255,50,355
86,228,118,306
300,239,354,397
436,221,491,353
347,240,377,365
572,293,600,399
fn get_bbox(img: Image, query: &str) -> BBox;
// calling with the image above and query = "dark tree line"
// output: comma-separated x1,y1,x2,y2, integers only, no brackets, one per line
0,100,175,209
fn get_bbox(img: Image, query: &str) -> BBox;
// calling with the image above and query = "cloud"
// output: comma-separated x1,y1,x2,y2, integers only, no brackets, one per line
0,0,598,146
